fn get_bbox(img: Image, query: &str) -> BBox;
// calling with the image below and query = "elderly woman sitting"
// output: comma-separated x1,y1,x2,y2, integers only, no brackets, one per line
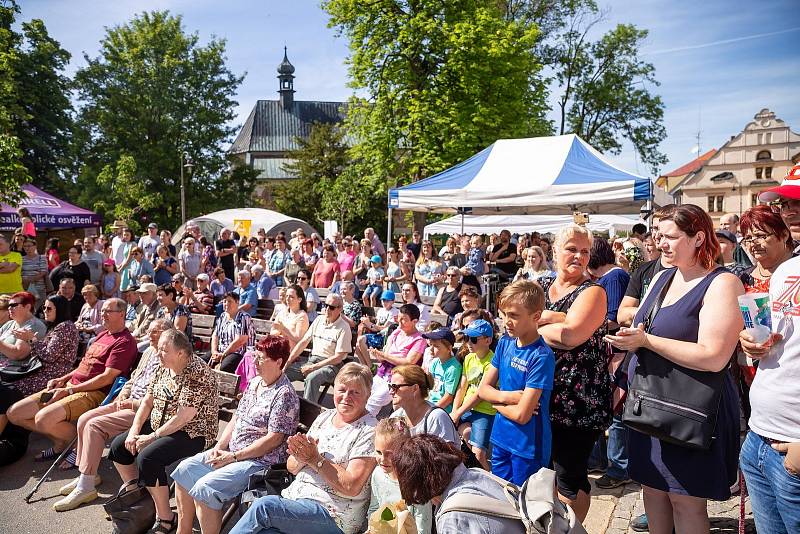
231,363,377,534
172,335,299,534
108,330,219,534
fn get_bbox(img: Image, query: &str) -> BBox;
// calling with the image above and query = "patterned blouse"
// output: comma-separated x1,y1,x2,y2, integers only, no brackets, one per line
342,299,362,326
230,373,299,466
539,277,612,431
13,321,79,397
147,355,219,448
157,303,193,339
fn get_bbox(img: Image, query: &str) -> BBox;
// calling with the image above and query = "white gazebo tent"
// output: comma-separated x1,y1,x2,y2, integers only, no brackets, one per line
172,208,317,244
423,214,645,238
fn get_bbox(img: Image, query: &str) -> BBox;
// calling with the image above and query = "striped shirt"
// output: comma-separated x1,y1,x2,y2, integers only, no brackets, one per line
214,310,255,355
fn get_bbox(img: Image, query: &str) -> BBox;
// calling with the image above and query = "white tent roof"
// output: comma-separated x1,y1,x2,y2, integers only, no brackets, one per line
172,208,317,244
423,214,646,238
389,134,672,215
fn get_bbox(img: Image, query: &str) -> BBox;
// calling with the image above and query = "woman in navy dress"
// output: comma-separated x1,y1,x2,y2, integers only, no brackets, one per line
606,204,744,534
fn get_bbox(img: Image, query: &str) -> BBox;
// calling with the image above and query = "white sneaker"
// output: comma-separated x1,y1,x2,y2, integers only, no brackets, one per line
59,474,102,496
53,489,98,512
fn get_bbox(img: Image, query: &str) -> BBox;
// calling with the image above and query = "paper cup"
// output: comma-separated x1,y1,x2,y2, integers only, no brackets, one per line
738,293,772,344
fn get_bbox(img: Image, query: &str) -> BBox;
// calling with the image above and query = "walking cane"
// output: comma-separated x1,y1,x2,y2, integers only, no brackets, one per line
25,376,128,503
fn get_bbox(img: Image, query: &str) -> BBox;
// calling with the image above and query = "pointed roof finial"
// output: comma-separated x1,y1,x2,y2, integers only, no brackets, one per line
278,47,295,75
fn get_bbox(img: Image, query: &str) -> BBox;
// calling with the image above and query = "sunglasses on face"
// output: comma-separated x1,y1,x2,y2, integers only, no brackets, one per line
468,336,481,344
387,382,414,393
42,305,56,312
322,303,340,310
296,276,308,281
8,302,22,308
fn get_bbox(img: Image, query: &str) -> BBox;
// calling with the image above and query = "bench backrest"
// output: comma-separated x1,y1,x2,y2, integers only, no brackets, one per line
212,368,241,422
192,313,216,343
251,318,274,341
298,397,323,433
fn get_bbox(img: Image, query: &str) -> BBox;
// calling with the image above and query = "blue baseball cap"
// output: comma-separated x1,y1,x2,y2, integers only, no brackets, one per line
461,319,494,338
371,254,382,263
380,290,396,301
422,328,456,345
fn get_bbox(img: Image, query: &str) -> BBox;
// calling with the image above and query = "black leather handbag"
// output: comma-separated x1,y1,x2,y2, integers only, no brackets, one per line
0,356,42,382
103,479,156,534
622,269,725,450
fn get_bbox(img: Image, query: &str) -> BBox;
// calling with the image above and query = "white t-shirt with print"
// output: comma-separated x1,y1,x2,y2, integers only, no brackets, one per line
748,255,800,442
282,409,377,534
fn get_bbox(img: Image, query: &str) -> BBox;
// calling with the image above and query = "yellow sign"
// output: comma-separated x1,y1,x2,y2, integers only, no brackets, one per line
233,219,252,238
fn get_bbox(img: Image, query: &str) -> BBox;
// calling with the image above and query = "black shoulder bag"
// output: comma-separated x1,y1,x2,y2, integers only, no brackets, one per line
622,269,725,450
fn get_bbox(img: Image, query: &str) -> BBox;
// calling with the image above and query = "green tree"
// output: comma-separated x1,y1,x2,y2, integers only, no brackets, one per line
324,0,551,200
502,1,666,174
14,17,73,196
0,0,29,205
73,10,253,229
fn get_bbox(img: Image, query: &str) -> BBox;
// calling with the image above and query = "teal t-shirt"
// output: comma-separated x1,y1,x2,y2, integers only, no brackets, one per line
428,356,462,412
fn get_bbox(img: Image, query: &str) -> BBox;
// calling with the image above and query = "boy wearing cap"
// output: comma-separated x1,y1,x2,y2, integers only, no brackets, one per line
424,327,462,413
478,280,555,485
362,254,385,307
451,318,496,469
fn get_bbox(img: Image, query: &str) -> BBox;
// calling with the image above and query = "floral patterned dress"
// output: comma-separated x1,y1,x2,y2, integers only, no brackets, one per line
11,321,79,397
539,277,612,431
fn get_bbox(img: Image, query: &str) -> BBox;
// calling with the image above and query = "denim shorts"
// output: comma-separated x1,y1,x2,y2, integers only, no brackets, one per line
461,410,494,451
171,450,265,510
363,284,382,300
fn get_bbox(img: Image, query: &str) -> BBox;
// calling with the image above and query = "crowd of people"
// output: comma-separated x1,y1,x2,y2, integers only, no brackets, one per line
0,165,798,534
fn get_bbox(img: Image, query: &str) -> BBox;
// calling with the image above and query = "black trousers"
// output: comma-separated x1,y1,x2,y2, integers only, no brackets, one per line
108,419,205,487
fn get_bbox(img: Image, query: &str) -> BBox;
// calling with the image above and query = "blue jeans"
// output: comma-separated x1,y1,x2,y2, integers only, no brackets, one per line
588,414,628,480
230,496,343,534
740,431,800,534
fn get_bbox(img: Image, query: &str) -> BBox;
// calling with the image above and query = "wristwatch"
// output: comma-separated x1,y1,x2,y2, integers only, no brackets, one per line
67,387,74,396
315,455,325,470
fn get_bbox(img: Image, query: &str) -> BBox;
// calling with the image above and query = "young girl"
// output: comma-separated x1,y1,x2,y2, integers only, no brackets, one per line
100,259,121,299
18,207,36,237
368,418,432,534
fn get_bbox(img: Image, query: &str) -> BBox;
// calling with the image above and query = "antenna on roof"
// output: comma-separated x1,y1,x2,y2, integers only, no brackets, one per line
693,106,702,155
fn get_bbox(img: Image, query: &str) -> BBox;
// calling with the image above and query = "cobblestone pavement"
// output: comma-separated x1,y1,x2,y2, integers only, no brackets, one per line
584,474,756,534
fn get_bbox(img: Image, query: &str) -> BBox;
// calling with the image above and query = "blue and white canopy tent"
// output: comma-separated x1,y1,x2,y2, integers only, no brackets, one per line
387,134,671,239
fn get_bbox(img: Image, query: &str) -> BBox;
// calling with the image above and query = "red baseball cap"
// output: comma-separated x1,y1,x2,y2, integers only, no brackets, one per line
759,164,800,202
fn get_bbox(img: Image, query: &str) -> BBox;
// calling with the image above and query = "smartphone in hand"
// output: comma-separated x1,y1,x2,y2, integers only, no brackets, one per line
40,391,55,403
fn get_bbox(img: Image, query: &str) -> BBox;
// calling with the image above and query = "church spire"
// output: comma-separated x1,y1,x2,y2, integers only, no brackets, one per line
277,47,295,110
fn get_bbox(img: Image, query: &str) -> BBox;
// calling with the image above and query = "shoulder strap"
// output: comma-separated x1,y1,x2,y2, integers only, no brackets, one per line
642,269,676,333
422,405,458,436
438,493,522,522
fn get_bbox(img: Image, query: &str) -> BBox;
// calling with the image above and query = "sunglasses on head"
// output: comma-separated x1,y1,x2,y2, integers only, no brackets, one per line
387,383,414,393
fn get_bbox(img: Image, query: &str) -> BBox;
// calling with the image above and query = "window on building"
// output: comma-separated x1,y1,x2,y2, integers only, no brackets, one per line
709,195,724,213
716,196,724,213
708,196,715,212
766,133,772,144
756,167,763,179
766,167,773,180
757,133,763,144
756,150,771,161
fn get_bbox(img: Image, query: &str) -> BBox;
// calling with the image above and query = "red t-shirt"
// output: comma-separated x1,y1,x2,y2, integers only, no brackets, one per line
70,329,138,389
313,259,340,288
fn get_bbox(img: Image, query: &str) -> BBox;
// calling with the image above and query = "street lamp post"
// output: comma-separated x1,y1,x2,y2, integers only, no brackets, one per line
180,151,194,225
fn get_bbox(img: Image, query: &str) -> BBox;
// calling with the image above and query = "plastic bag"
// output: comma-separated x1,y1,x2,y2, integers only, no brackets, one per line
367,500,418,534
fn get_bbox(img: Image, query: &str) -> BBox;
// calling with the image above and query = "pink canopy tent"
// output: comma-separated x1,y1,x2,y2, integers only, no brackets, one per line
0,185,101,231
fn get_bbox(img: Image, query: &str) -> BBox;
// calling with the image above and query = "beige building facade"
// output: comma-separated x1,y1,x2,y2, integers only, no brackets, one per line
672,109,800,225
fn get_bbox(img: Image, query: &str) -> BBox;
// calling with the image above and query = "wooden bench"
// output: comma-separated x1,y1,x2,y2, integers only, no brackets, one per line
191,313,216,357
257,298,275,320
315,287,330,299
428,312,449,327
212,368,241,422
252,318,274,341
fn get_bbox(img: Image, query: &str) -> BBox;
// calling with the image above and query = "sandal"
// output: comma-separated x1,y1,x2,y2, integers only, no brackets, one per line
34,447,61,462
59,449,78,470
148,515,177,534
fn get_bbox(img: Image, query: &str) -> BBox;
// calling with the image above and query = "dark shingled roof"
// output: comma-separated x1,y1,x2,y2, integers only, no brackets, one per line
229,100,347,155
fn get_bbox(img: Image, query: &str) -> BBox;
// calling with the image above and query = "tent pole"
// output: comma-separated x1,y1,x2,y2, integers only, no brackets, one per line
461,212,464,235
387,208,393,250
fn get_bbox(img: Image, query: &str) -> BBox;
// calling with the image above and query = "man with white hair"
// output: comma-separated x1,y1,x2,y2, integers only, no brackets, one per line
283,293,352,401
365,227,385,258
251,264,274,300
234,270,258,316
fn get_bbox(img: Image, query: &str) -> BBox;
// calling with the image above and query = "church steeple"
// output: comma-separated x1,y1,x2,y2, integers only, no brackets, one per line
277,47,295,110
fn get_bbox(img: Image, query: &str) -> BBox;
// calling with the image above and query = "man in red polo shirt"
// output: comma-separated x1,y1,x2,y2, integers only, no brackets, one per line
8,297,137,460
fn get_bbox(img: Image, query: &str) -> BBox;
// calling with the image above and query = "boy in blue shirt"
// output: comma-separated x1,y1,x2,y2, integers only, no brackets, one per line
478,280,555,485
422,328,462,413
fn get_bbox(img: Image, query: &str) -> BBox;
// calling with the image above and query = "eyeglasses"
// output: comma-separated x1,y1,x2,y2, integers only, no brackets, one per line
741,233,775,246
771,199,800,213
321,303,340,310
387,383,414,393
296,276,308,281
468,336,480,344
42,305,55,312
8,302,22,308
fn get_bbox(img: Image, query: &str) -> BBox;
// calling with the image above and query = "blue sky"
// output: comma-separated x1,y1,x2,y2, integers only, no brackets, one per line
21,0,800,178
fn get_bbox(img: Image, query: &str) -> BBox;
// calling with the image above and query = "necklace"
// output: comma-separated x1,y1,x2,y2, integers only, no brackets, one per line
755,264,771,279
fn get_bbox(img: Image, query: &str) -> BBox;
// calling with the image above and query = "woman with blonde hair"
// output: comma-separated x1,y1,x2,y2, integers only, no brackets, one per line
414,241,444,298
389,364,459,445
513,245,555,282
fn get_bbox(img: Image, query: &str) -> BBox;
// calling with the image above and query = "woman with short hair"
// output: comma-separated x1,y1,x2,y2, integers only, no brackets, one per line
156,284,192,338
173,335,299,534
77,284,105,341
50,245,91,291
394,434,525,534
210,291,255,372
108,330,219,534
231,363,377,534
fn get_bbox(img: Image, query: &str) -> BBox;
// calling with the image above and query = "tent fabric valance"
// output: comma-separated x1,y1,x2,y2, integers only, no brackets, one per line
388,134,672,215
423,214,646,238
0,185,101,231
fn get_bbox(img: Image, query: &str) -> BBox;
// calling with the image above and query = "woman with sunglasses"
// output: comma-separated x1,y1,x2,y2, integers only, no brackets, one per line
0,295,74,438
125,246,155,286
295,269,320,323
431,267,463,322
49,245,91,293
388,364,459,446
